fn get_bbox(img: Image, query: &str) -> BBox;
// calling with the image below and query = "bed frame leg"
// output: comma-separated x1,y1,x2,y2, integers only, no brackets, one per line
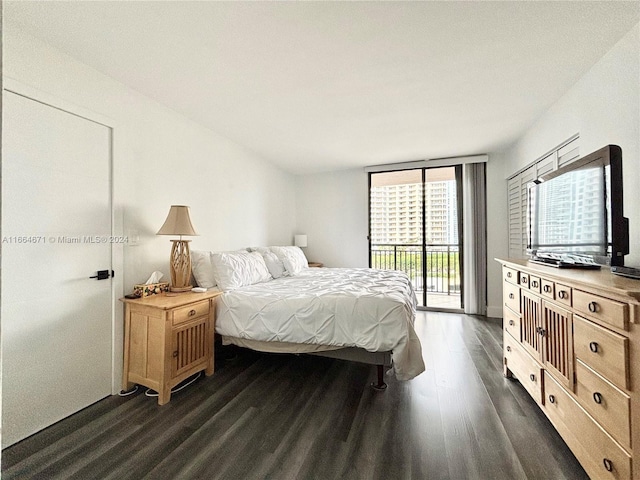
371,365,388,391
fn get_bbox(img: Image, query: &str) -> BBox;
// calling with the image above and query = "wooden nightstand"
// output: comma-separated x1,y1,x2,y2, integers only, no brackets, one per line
308,262,324,268
120,290,222,405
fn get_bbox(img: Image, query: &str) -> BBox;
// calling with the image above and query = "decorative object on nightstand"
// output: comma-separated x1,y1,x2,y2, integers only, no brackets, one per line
294,234,308,248
120,290,222,405
157,205,198,292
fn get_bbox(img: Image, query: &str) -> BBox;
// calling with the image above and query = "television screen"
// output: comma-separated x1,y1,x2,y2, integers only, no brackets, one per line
527,145,627,267
528,164,608,256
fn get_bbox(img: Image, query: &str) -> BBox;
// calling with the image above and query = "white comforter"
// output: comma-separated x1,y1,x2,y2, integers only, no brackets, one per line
215,267,425,380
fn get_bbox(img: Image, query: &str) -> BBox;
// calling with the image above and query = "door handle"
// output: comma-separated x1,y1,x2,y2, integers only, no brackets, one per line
90,270,114,280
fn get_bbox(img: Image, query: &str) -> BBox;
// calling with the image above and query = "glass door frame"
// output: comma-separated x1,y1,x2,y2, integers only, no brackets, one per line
368,166,464,312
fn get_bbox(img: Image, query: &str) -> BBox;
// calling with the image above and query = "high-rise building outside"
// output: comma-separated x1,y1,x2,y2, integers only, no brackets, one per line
370,168,458,246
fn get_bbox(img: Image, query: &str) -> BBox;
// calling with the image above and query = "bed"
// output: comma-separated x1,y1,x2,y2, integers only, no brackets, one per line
192,247,425,389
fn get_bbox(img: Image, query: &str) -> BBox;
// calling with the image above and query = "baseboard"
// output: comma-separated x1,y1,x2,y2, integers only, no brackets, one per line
486,305,503,318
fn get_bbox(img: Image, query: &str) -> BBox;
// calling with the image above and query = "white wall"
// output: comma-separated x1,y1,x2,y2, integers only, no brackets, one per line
4,25,297,291
295,168,369,268
486,23,640,316
3,25,297,395
485,151,509,318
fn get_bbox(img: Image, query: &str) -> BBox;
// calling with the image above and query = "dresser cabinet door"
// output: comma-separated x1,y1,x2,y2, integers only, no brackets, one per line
521,289,543,360
171,317,209,379
542,301,573,389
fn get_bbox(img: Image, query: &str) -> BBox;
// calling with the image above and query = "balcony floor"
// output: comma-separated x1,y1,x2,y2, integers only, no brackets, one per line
416,291,462,310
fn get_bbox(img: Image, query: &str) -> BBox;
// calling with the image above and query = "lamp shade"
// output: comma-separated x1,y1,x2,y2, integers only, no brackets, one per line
157,205,198,236
294,234,308,247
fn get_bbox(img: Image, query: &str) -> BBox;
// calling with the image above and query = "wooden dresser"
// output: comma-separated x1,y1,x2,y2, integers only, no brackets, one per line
121,290,222,405
497,258,640,480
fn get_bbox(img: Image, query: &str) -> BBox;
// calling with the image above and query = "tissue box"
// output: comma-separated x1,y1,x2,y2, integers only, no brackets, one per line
133,282,170,297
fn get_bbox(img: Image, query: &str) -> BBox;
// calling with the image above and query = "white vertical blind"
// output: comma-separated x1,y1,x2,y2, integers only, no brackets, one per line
506,136,579,258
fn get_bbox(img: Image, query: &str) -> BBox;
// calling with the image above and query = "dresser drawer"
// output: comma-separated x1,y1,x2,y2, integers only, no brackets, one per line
543,372,631,480
555,283,572,307
528,275,541,294
519,272,530,288
503,281,520,313
503,267,519,285
504,333,543,405
540,279,555,300
575,360,631,451
172,300,210,325
503,306,521,342
574,316,628,390
573,289,628,331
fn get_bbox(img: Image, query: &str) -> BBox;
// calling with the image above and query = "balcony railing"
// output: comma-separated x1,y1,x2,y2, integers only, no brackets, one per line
370,243,461,297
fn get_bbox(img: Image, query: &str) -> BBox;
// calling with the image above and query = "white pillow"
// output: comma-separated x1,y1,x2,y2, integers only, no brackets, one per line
270,246,309,276
250,247,286,278
191,250,216,288
210,251,272,291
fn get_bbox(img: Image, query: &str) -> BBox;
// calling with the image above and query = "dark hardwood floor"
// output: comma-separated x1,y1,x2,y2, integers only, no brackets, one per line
2,312,588,480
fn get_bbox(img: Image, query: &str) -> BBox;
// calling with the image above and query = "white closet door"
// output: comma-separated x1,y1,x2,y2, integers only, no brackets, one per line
2,92,113,447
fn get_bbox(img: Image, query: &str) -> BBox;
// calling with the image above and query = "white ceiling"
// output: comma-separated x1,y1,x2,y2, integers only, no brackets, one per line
5,1,640,175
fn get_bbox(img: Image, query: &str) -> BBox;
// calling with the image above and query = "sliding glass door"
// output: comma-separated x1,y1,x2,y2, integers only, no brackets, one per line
369,167,463,310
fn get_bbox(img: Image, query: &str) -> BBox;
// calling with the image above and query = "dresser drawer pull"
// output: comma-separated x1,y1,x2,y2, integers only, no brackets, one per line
521,277,528,284
506,346,512,352
548,394,556,404
593,392,603,404
509,320,515,326
172,351,179,358
603,458,613,472
589,341,599,353
530,280,538,288
507,272,512,278
536,327,545,336
509,293,515,300
558,290,568,299
529,374,536,382
588,301,598,313
543,285,552,293
188,309,197,317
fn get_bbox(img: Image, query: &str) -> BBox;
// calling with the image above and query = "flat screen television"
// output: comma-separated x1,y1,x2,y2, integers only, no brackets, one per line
527,145,628,267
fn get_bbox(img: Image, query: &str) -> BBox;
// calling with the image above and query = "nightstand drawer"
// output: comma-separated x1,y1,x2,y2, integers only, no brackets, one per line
573,290,628,331
575,360,630,451
574,316,628,390
173,300,210,325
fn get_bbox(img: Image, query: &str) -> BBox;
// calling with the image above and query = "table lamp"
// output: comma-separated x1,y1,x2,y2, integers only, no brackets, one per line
294,234,308,248
157,205,198,292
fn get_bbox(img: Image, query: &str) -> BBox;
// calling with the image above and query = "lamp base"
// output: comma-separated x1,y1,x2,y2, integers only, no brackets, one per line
169,239,193,292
